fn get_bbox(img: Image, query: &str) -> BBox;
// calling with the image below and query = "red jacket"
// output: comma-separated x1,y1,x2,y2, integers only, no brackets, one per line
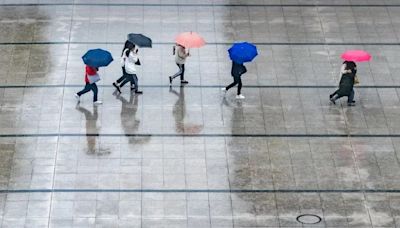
85,65,98,83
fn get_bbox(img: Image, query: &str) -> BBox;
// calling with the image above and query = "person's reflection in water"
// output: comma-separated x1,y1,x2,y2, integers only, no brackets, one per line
170,86,203,134
170,86,185,133
116,93,149,144
222,97,252,188
76,104,110,155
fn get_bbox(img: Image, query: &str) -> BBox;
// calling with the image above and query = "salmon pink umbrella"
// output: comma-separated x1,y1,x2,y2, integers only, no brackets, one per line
341,50,371,62
175,32,205,48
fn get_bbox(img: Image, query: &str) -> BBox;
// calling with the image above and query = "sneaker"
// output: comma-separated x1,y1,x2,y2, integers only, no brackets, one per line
329,94,334,99
169,76,173,84
180,80,189,84
330,98,336,105
347,102,355,106
135,90,143,94
221,88,227,92
74,93,80,102
236,94,245,99
112,82,121,93
94,100,103,105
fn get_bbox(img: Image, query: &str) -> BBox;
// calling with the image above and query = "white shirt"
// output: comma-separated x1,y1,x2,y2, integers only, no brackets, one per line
123,49,139,74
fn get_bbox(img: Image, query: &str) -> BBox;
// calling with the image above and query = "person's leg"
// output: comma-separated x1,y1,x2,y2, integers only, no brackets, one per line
120,74,134,87
348,89,355,104
116,67,127,84
237,76,242,95
77,83,91,96
226,77,238,91
91,83,98,102
171,64,183,79
132,74,142,93
180,64,185,81
330,90,338,98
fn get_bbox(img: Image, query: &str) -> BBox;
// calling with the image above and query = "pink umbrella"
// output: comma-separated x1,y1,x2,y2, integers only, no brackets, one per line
175,32,205,48
341,50,372,62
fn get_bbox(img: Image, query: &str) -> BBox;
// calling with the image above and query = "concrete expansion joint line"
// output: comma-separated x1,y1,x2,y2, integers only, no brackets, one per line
0,188,399,193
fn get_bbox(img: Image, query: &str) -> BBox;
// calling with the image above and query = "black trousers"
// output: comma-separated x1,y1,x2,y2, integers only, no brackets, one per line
120,74,139,91
116,67,134,87
172,63,185,80
226,75,242,95
77,83,98,102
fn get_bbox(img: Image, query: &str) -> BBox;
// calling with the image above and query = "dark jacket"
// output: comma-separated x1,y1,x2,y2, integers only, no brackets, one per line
336,61,357,96
231,62,247,77
337,73,355,96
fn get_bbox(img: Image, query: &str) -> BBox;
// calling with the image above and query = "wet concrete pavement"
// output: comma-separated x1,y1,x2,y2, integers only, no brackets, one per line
1,1,400,227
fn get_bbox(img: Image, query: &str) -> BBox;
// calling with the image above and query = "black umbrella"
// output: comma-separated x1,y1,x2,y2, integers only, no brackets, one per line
127,33,152,48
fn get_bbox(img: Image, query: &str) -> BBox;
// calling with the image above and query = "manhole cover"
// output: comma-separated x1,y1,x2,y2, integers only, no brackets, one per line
296,214,322,224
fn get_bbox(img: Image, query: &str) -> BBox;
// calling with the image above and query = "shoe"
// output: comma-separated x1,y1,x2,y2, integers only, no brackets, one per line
94,100,103,105
135,90,143,94
180,80,189,84
169,76,173,84
221,88,227,92
112,82,121,93
74,93,80,102
347,102,355,106
330,98,336,105
236,94,245,99
350,100,356,103
329,94,333,99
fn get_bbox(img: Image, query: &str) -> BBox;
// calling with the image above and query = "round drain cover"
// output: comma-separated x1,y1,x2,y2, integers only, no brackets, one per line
296,214,322,224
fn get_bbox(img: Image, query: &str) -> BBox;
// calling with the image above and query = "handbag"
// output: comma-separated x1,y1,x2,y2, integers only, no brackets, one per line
354,75,360,84
88,73,100,84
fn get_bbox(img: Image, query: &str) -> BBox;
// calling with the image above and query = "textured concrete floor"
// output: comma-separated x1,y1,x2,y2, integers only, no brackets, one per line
1,0,400,227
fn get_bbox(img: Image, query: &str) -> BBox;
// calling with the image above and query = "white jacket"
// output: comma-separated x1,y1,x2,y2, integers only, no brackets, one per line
123,49,139,74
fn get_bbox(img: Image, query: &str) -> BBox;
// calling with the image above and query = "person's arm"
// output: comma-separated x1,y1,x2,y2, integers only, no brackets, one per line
241,66,247,74
130,51,138,63
178,48,188,58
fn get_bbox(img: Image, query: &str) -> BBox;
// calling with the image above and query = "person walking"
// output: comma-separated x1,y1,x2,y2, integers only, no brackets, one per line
113,45,143,94
330,61,357,106
169,44,190,85
112,41,135,93
221,61,247,99
75,65,102,104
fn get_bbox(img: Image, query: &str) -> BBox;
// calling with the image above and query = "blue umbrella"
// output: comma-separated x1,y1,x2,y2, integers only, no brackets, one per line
82,49,113,68
228,42,258,64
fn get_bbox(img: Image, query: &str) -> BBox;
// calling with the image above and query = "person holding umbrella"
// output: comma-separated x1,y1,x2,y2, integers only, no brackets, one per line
222,42,258,99
169,43,190,84
169,32,205,85
116,45,143,94
330,50,371,106
113,34,152,93
329,61,357,106
112,40,135,93
222,61,247,99
75,65,102,104
75,48,113,104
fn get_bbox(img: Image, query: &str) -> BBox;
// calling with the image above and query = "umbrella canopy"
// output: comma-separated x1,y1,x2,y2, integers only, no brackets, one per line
82,49,113,68
341,50,371,62
228,42,258,64
127,33,152,48
175,32,205,48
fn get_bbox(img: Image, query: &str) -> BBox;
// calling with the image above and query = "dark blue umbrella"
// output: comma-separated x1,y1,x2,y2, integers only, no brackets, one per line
82,49,113,68
228,42,258,64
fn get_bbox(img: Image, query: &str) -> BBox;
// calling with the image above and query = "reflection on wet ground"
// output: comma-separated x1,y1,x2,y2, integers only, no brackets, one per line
1,1,400,227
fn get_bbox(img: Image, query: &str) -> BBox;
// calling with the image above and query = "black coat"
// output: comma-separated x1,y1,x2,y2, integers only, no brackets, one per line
231,62,247,77
337,73,355,96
